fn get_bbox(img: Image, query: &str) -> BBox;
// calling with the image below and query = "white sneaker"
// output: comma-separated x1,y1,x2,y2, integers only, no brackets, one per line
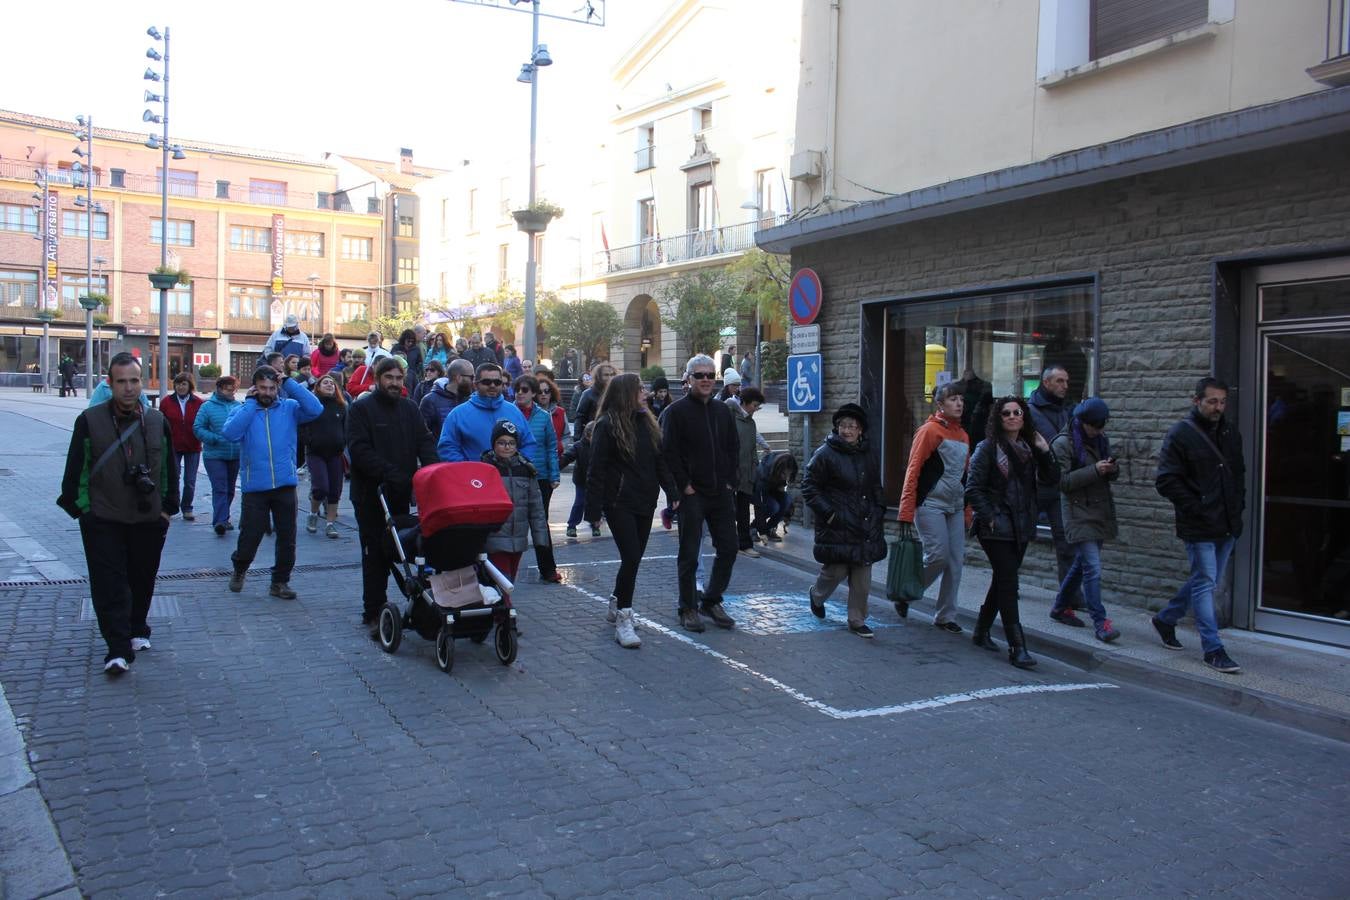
739,547,761,559
615,609,641,649
306,513,319,534
104,657,129,675
131,637,152,652
606,595,618,623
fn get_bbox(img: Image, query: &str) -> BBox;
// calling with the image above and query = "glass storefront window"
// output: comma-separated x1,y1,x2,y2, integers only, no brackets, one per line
879,281,1096,502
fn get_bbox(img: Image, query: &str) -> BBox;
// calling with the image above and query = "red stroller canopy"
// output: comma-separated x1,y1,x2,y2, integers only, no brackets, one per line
413,462,513,537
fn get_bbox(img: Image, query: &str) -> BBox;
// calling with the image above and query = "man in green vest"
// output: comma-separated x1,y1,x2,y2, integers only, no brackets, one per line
57,352,179,676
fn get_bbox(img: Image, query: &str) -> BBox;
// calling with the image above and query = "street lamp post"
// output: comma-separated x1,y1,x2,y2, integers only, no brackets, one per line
144,25,185,400
449,0,604,362
73,115,103,398
518,1,552,365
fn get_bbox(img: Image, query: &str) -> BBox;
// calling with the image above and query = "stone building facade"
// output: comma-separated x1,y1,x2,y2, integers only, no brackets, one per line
761,0,1350,648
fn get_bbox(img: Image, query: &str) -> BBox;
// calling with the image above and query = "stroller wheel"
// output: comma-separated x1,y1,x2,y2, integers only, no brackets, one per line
378,603,402,653
494,623,518,666
435,626,455,673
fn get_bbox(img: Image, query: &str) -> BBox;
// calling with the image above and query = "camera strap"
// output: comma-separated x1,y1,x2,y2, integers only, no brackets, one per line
90,405,145,479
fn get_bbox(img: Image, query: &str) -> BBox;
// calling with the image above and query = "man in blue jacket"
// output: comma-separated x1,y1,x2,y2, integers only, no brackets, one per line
437,362,535,462
222,365,323,599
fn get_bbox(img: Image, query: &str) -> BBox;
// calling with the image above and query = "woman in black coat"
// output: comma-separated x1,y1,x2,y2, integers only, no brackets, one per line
585,374,677,649
965,395,1059,667
801,403,887,637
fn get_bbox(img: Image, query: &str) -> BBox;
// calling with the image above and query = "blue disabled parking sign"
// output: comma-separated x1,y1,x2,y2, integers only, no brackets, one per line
786,354,822,413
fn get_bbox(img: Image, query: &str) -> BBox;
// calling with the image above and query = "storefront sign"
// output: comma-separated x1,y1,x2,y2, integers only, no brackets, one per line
787,353,822,413
270,213,285,294
789,267,823,326
790,324,820,354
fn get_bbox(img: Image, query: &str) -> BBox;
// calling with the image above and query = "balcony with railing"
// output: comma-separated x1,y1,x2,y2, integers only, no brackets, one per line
225,311,270,333
1310,0,1350,85
596,215,787,274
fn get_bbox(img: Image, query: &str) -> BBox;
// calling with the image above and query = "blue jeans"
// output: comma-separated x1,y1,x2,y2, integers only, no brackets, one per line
566,485,588,528
753,490,795,533
1158,537,1235,654
1054,540,1109,628
204,457,240,528
174,450,200,514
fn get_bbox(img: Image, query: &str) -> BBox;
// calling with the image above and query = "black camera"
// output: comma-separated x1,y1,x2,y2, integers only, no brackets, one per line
124,464,156,496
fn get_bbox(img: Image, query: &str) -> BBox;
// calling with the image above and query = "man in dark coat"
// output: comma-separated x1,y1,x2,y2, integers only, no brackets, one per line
801,403,886,637
347,357,440,631
1153,376,1247,674
662,353,740,631
462,334,497,371
1026,364,1083,616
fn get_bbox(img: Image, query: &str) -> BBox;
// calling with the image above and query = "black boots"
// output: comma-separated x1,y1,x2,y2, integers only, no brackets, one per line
1006,624,1037,669
972,605,1000,652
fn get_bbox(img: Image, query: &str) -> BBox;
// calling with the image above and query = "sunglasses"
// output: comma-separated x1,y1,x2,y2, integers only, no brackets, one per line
689,372,716,380
478,378,503,387
1000,408,1024,418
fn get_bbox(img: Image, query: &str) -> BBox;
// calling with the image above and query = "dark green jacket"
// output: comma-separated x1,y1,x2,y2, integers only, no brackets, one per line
57,401,179,523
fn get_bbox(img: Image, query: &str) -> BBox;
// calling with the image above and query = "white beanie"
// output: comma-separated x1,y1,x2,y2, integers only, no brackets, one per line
722,368,742,385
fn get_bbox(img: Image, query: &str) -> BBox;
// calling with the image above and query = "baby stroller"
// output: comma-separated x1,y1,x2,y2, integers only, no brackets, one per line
374,461,519,674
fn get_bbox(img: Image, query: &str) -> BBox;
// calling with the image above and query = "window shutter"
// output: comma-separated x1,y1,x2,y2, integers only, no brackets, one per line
1091,0,1208,59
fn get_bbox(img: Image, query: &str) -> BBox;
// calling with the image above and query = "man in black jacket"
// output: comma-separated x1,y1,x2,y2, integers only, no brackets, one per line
662,353,740,631
57,353,179,675
1153,376,1246,674
1026,364,1084,619
347,357,440,631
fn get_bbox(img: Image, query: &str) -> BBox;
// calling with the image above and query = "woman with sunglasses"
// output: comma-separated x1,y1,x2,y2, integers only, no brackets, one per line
965,395,1058,667
534,373,567,456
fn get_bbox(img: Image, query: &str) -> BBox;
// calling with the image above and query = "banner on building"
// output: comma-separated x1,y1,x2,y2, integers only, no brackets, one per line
270,213,285,294
44,191,59,309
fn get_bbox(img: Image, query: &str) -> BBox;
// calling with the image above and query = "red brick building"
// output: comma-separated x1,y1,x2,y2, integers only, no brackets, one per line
0,109,385,387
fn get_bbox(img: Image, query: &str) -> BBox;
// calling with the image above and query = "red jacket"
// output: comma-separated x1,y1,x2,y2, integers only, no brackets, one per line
346,364,374,398
161,392,204,453
311,345,341,377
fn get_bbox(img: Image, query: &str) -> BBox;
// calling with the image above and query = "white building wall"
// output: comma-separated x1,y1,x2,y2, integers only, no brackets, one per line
792,0,1332,214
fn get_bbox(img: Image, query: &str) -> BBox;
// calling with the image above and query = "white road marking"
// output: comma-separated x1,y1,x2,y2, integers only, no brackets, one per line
562,582,1117,720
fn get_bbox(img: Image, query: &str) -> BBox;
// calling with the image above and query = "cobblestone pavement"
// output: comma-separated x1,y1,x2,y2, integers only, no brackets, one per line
1,396,1349,897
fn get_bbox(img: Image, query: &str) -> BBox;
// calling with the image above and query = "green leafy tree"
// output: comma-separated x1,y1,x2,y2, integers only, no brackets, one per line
657,267,750,359
540,298,623,368
728,248,791,332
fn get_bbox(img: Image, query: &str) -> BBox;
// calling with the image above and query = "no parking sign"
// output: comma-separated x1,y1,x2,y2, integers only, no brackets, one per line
789,268,822,326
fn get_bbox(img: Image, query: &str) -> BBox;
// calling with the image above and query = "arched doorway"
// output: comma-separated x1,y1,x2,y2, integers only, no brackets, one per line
623,294,661,373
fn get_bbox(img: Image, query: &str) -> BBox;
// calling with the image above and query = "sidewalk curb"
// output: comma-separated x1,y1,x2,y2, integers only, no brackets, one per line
0,682,79,900
758,545,1350,746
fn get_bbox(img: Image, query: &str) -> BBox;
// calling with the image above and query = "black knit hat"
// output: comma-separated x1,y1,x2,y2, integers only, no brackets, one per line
490,418,520,447
832,402,868,431
652,376,669,392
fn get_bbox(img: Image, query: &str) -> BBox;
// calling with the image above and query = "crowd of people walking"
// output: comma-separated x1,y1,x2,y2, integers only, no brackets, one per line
58,323,1248,679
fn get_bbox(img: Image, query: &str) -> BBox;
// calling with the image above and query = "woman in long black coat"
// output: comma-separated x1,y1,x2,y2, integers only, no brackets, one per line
801,403,888,637
965,395,1059,668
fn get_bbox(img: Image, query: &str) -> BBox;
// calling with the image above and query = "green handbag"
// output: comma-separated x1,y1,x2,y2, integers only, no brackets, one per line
886,533,924,607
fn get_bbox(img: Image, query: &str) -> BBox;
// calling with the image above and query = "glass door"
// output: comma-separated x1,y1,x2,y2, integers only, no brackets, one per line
1257,325,1350,638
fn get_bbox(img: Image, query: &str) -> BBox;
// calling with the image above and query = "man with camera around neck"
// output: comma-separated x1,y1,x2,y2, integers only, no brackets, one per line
57,352,179,676
221,364,323,600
